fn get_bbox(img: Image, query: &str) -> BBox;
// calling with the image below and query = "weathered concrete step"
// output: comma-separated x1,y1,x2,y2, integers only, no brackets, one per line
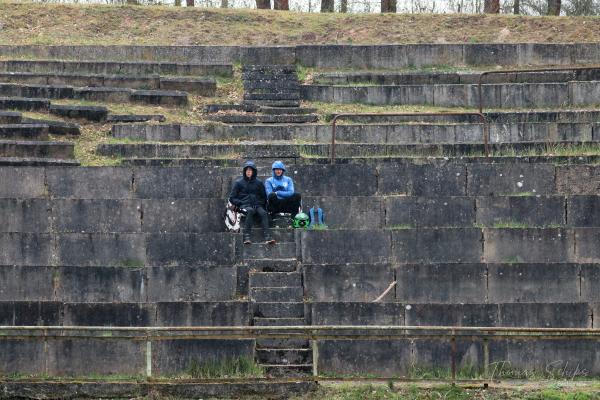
256,338,309,349
247,228,295,243
0,140,74,159
250,287,303,303
249,272,301,288
110,120,600,144
160,76,216,96
259,106,317,115
73,87,132,102
0,59,233,77
244,92,301,101
254,317,306,326
21,118,80,136
49,104,108,122
245,259,299,272
262,364,313,376
0,380,316,398
205,114,317,124
0,124,49,140
242,65,296,74
256,348,312,364
107,114,166,123
242,73,298,82
244,242,296,260
97,141,600,160
0,83,74,99
0,157,79,166
119,154,600,167
203,104,259,114
243,99,301,107
0,96,50,111
244,81,300,90
339,110,600,124
301,80,600,108
314,69,600,85
73,87,189,105
130,90,188,106
254,302,305,318
0,111,22,124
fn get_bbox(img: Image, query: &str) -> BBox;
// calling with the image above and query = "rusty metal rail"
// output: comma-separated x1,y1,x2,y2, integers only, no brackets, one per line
329,112,490,164
2,325,599,383
477,64,600,114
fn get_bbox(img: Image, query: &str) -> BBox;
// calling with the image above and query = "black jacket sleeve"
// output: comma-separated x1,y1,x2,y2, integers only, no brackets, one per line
257,180,267,207
229,180,242,207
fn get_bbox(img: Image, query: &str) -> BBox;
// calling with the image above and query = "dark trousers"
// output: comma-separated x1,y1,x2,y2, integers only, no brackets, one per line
268,193,302,214
244,206,270,237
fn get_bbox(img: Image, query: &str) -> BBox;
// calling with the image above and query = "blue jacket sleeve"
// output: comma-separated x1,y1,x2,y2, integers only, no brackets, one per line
265,178,274,197
277,177,295,199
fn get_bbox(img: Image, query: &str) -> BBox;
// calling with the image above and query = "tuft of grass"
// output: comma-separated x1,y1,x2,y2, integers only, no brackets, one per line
492,221,530,228
183,356,264,379
387,224,415,230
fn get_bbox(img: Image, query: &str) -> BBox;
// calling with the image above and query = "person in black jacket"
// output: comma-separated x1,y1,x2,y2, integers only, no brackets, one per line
229,160,275,245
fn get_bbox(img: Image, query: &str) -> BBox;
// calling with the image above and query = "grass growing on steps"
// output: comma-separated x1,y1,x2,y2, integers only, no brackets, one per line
307,102,472,122
291,384,600,400
183,356,264,379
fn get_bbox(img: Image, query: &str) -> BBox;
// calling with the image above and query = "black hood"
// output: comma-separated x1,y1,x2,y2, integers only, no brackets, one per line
243,160,257,180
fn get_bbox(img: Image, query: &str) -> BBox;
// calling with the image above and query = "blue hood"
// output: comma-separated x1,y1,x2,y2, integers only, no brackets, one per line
271,161,286,179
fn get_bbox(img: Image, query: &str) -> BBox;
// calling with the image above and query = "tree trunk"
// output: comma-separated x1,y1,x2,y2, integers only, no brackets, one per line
513,0,520,14
548,0,561,15
483,0,500,12
221,0,228,7
340,0,348,12
175,0,181,6
256,0,271,9
321,0,334,12
381,0,397,12
274,0,289,10
126,0,139,5
186,0,194,6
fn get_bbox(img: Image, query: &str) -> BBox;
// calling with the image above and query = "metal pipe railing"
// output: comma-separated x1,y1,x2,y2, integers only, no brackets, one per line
2,325,599,383
477,65,600,114
330,112,490,164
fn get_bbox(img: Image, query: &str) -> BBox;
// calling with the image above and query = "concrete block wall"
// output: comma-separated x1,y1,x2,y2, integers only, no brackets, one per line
1,163,600,377
111,121,600,144
3,43,600,67
300,81,600,108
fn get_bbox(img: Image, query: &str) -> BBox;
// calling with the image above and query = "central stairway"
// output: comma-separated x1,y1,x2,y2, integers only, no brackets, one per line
205,64,318,124
245,222,312,377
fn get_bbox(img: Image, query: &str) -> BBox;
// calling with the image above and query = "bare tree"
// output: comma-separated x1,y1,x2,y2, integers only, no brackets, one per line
274,0,289,9
221,0,228,7
321,0,334,12
186,0,194,6
340,0,348,12
381,0,397,12
514,0,520,13
484,0,500,12
256,0,271,8
174,0,181,6
547,0,561,14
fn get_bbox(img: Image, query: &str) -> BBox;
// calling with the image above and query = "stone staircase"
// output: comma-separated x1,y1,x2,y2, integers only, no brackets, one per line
205,64,318,124
245,223,312,377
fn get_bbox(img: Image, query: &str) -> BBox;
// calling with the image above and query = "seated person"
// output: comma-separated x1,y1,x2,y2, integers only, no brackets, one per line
265,161,302,216
229,160,275,245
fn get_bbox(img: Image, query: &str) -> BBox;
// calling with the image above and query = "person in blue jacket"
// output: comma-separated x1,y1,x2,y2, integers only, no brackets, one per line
265,161,302,216
229,160,275,245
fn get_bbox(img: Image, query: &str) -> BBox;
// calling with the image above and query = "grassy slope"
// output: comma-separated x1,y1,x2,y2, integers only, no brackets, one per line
0,2,600,46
